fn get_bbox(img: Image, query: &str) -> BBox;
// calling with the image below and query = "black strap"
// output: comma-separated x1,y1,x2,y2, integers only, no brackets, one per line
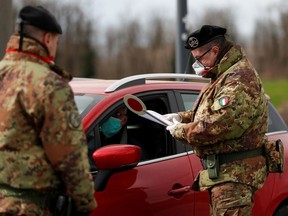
0,184,58,209
201,147,264,169
19,21,24,51
218,147,264,164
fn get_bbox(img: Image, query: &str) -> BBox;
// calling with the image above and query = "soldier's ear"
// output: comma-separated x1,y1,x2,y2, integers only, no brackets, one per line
211,46,219,56
41,32,50,47
42,32,53,49
41,32,59,58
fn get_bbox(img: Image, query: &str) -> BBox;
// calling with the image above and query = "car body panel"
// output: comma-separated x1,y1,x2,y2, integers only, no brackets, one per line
253,131,288,216
92,155,196,216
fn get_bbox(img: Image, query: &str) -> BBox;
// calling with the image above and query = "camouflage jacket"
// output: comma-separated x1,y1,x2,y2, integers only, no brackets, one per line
0,35,96,213
173,45,268,190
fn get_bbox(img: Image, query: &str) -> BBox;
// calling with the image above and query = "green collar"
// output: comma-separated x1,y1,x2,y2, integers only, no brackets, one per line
206,46,244,79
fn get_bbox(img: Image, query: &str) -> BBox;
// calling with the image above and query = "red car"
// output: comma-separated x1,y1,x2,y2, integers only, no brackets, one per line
70,73,288,216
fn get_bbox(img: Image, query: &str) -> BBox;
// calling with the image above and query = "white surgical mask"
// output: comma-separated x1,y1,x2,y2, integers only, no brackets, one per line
192,60,210,76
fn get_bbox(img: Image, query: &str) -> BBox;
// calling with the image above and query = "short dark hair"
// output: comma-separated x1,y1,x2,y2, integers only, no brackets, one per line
15,23,46,38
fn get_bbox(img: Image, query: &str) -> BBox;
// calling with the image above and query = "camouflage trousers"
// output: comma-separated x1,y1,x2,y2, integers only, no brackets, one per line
209,182,254,216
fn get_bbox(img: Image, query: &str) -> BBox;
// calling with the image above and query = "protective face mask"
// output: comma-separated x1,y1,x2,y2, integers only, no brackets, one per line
100,117,122,137
192,60,210,76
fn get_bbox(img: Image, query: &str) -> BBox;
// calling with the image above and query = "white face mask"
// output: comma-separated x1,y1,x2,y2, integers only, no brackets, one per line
192,60,210,76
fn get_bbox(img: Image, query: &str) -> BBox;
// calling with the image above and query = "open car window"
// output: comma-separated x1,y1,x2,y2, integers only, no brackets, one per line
86,92,188,171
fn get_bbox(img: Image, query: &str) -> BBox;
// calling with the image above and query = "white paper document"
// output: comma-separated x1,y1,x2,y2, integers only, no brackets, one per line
140,110,173,126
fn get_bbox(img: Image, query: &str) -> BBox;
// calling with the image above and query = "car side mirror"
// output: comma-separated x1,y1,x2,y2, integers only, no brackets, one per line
93,144,141,191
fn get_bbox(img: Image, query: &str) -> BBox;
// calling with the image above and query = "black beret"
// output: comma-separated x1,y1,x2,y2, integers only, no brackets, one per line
185,25,226,50
18,5,62,34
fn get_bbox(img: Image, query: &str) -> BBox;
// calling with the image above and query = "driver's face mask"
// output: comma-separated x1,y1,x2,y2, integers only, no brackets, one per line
100,117,122,137
192,60,210,76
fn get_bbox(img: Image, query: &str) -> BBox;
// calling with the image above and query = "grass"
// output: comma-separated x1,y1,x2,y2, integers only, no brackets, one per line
263,80,288,108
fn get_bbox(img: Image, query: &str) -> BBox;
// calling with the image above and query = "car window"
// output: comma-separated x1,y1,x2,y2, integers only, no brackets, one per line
267,102,288,132
86,92,186,170
181,93,199,110
178,92,199,152
128,93,188,158
74,94,104,117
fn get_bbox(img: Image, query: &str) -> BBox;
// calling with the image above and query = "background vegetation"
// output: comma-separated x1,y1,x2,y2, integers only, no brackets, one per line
264,80,288,108
1,0,287,124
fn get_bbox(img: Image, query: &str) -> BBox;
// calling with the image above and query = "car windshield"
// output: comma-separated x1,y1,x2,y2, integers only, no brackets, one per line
74,93,105,116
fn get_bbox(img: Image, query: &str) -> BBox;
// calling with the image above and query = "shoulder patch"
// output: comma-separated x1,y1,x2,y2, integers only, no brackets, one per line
219,96,229,107
68,111,81,129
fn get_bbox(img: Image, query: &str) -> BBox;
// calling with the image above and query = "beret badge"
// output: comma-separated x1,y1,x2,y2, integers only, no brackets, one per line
188,37,199,48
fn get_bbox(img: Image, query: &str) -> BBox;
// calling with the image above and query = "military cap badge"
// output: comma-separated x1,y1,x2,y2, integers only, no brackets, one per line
188,37,199,48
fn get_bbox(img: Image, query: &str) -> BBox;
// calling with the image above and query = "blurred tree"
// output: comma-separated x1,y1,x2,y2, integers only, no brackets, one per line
146,15,175,73
53,4,98,78
98,14,175,79
252,21,267,73
198,7,239,42
251,1,288,78
148,16,165,49
279,11,288,76
6,0,288,80
12,0,98,77
81,21,97,78
253,17,285,78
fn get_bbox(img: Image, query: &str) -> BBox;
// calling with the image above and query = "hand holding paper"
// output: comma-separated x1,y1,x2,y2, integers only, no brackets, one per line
163,113,182,122
166,118,182,135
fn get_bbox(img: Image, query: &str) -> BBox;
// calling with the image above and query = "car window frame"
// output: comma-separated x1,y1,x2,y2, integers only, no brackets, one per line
173,90,201,152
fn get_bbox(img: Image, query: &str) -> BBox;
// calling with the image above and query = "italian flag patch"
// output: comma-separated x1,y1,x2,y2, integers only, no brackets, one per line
219,96,229,106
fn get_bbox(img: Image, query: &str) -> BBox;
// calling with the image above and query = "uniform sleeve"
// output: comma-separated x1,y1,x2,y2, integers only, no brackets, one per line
174,78,260,147
40,81,97,212
178,110,194,123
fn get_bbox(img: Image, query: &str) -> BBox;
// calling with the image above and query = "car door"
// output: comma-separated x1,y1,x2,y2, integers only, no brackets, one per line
89,92,197,216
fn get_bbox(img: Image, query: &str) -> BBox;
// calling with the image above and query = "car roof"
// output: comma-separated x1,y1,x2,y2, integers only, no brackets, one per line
70,73,209,94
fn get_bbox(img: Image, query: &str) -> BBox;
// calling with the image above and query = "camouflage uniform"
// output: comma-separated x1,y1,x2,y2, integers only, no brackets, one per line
172,45,268,215
0,35,97,215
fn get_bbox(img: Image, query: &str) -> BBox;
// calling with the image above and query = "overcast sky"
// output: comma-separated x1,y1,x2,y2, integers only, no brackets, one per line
81,0,286,39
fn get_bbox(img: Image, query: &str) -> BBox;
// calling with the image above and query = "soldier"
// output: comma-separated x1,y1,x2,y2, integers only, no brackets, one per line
0,5,97,215
165,25,268,215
